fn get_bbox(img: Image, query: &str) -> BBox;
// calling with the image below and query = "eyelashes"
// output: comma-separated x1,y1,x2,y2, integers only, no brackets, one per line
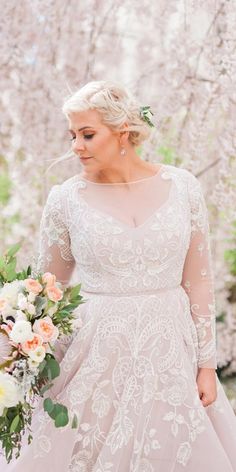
70,134,94,141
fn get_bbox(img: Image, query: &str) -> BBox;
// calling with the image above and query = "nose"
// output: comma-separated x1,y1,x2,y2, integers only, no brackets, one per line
72,136,86,154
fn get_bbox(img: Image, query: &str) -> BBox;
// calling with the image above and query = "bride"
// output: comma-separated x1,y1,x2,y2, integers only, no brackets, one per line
1,80,236,471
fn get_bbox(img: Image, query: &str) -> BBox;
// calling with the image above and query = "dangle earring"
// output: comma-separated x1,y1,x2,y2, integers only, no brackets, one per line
120,146,126,157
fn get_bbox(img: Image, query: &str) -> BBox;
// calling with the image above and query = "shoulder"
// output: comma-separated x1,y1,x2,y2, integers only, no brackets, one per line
164,164,201,189
163,164,196,180
47,175,78,200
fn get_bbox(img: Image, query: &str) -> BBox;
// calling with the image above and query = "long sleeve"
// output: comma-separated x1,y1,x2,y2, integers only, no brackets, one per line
181,172,217,370
35,185,76,287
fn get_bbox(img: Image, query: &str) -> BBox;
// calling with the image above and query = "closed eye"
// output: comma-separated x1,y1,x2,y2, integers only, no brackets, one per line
69,134,94,141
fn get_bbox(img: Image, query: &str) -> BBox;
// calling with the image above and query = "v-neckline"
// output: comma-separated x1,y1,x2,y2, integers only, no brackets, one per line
74,166,176,232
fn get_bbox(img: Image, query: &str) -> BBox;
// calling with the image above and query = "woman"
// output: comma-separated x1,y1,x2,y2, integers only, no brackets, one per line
2,80,236,471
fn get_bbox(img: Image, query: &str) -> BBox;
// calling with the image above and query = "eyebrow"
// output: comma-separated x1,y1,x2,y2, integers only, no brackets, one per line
68,126,95,132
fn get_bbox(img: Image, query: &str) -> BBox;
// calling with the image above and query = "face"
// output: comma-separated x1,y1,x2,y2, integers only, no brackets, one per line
68,109,126,173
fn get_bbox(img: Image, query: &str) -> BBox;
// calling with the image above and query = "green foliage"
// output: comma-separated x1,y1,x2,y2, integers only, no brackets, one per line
9,415,20,434
0,173,11,205
216,311,226,323
0,243,29,285
0,244,84,461
157,145,177,165
139,106,155,127
34,295,47,317
72,413,78,429
0,402,33,463
52,283,85,336
39,354,60,382
43,398,75,428
224,220,236,276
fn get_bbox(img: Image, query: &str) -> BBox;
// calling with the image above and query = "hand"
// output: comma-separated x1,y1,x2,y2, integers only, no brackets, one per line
196,368,217,407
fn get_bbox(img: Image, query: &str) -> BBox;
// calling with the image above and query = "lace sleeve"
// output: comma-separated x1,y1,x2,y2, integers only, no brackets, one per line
35,185,75,287
181,171,217,370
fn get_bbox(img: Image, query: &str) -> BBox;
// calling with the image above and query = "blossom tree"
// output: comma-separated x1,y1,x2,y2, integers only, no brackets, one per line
0,0,235,384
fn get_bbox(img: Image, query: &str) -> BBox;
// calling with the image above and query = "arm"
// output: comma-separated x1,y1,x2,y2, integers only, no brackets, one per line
181,172,217,371
35,185,75,287
33,185,76,363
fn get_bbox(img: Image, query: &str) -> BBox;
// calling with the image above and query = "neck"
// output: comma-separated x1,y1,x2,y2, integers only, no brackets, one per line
83,149,158,184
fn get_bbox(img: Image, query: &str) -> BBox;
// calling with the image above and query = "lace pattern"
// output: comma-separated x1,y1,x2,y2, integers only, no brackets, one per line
29,164,222,470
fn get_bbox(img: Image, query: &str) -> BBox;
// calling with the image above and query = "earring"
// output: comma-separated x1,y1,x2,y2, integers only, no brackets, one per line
120,147,126,156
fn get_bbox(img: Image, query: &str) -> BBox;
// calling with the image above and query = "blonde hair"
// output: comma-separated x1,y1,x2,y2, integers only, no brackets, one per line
46,80,153,173
62,80,152,146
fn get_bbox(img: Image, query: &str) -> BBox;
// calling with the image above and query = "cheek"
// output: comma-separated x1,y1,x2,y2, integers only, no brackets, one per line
91,132,118,156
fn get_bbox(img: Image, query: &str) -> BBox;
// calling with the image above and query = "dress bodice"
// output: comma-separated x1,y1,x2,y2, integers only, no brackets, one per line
35,164,217,369
61,166,190,295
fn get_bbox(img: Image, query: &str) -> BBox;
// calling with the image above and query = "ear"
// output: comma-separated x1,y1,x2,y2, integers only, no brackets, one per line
118,122,130,145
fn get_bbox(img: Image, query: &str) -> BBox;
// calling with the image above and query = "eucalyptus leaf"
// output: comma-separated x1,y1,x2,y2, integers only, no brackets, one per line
38,359,47,373
9,415,20,434
43,398,54,414
35,296,47,315
5,260,17,281
45,402,65,420
6,243,21,259
41,357,60,381
72,413,78,429
47,357,60,380
0,257,5,271
54,410,69,427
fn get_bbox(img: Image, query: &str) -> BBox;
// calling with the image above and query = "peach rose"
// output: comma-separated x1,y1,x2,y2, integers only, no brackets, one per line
24,279,43,295
42,272,57,287
21,333,43,354
33,316,59,343
45,285,63,302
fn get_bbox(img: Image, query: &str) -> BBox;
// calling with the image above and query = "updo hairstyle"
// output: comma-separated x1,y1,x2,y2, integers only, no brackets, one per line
62,80,152,146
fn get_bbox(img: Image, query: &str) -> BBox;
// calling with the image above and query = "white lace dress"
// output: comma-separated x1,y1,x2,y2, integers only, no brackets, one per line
2,164,236,471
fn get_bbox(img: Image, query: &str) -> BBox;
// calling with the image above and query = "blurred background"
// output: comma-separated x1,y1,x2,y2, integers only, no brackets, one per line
0,0,236,406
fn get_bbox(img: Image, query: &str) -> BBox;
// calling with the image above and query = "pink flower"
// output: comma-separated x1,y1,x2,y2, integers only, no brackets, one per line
0,330,12,366
24,279,43,295
21,333,43,354
42,272,57,287
33,316,59,343
45,286,63,302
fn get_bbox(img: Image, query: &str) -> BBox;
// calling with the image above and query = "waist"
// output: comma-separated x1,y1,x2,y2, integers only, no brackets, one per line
80,285,182,298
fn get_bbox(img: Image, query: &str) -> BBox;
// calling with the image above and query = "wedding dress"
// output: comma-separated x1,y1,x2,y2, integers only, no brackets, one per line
1,163,236,471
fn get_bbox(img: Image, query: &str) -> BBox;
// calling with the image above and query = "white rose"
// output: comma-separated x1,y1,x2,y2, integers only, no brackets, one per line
0,281,24,306
0,372,23,413
28,358,40,372
17,293,28,310
15,310,28,321
27,303,36,315
0,303,17,322
47,305,58,317
28,346,46,363
27,292,36,303
9,320,34,344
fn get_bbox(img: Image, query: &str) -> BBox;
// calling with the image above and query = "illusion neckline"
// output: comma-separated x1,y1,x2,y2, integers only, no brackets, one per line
79,164,165,186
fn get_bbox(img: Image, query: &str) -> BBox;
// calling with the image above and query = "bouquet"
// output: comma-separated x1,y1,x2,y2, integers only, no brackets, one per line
0,243,84,463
